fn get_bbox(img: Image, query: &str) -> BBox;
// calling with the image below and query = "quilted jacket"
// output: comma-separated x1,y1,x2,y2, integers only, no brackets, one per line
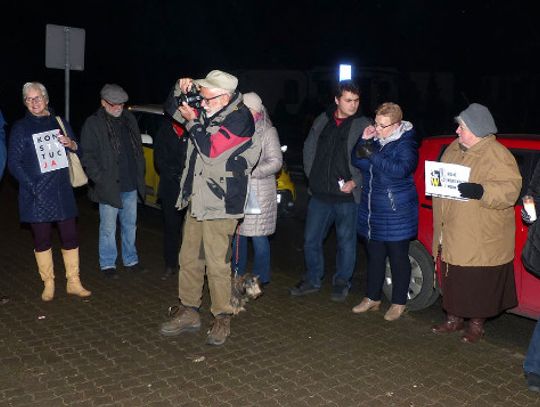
8,112,78,223
352,123,418,241
238,117,282,236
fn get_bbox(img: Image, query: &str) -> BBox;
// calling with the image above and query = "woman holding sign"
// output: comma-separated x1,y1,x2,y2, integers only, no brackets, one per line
350,102,418,321
431,103,521,343
8,82,91,301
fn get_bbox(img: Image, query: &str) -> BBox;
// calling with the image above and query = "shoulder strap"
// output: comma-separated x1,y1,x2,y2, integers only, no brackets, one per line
55,116,68,136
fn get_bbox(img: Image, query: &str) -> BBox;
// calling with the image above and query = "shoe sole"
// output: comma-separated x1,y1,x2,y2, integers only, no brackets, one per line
160,325,201,337
206,337,227,346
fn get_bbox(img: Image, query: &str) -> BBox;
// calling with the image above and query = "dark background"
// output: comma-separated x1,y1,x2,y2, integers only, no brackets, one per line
1,0,540,152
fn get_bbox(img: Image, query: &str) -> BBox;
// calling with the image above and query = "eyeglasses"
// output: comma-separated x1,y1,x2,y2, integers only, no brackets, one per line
104,100,124,108
202,94,226,103
374,121,398,129
25,95,44,104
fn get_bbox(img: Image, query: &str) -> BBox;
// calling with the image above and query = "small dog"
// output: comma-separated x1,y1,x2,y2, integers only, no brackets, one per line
230,272,262,315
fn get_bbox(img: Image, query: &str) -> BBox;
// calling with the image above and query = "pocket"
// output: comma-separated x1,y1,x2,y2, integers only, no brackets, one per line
225,155,248,215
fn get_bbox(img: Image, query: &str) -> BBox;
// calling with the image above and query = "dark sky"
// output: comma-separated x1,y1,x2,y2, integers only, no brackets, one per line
2,0,539,131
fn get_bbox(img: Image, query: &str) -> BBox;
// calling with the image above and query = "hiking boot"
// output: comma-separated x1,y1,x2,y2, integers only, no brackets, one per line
331,285,349,302
206,314,231,346
289,281,319,297
160,305,201,337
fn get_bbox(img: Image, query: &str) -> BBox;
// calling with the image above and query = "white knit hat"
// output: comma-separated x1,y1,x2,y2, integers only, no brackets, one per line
243,92,263,113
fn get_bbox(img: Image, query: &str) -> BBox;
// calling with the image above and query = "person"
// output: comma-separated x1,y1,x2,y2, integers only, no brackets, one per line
289,81,369,302
350,103,418,321
231,92,283,285
431,103,521,343
159,70,260,346
0,109,9,304
80,84,147,279
7,82,91,301
521,163,540,393
153,114,188,280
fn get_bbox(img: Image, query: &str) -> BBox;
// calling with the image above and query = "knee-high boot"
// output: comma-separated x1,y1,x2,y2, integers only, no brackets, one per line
35,249,55,301
62,248,91,297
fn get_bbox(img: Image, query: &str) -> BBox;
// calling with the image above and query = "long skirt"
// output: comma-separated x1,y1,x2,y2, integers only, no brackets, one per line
441,261,517,318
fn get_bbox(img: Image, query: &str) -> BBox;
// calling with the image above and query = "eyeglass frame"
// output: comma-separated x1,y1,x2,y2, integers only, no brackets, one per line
202,93,227,104
24,95,45,104
374,121,398,129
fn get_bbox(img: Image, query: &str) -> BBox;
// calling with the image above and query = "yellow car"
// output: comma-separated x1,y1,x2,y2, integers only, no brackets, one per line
276,146,296,217
128,104,163,208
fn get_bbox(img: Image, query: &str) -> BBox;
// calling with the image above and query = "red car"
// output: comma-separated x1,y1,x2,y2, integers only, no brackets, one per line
382,134,540,319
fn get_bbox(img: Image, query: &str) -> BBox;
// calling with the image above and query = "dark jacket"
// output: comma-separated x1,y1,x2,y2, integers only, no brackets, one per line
153,118,188,202
8,112,78,223
0,110,6,179
352,123,419,241
80,108,145,208
303,109,369,203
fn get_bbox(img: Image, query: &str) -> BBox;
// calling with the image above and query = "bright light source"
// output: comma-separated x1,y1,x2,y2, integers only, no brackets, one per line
339,64,352,81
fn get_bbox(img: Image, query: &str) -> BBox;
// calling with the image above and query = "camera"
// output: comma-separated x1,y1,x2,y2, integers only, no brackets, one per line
176,84,203,110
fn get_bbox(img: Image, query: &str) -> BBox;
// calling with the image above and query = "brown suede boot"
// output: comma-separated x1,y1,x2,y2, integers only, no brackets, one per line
431,314,464,334
62,248,91,298
35,249,55,301
460,318,485,343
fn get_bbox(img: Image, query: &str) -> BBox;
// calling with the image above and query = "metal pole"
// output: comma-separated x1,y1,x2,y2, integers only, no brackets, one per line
64,27,70,121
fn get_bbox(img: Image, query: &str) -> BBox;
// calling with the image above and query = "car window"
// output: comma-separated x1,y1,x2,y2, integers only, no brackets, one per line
133,112,165,141
510,149,540,199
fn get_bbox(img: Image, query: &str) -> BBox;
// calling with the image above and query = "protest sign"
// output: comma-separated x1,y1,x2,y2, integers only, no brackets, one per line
32,130,68,173
425,160,471,200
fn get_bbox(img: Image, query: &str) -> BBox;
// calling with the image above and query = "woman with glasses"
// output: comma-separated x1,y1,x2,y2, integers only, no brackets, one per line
350,102,418,321
8,82,91,301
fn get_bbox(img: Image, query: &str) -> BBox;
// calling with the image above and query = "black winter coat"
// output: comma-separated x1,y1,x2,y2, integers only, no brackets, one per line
80,108,145,208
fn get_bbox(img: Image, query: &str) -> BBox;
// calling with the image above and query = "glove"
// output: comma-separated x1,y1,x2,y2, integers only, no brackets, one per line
458,182,484,200
522,207,536,224
356,140,375,159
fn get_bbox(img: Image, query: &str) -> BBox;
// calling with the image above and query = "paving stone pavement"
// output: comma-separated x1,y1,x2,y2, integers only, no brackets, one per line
1,181,540,406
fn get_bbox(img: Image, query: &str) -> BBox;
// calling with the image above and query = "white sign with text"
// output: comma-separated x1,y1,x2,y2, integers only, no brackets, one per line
32,130,68,173
425,160,471,200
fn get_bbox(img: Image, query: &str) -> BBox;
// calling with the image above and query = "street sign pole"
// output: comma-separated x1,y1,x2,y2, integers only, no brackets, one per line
64,27,71,121
46,24,85,122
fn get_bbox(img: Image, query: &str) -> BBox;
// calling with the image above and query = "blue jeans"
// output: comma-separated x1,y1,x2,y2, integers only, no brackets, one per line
303,197,358,288
232,234,271,284
524,318,540,376
99,190,139,270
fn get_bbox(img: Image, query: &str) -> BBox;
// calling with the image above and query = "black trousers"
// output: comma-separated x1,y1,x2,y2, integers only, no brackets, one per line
366,239,411,305
160,192,184,268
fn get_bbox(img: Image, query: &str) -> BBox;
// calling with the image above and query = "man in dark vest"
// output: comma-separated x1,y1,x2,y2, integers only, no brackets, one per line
290,81,369,302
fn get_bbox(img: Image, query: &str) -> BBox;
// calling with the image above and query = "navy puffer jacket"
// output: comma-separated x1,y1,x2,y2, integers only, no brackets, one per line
8,112,78,223
352,123,418,241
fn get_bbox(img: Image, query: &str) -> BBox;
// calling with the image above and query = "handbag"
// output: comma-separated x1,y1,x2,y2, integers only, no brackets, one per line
522,220,540,278
244,186,261,215
55,116,88,187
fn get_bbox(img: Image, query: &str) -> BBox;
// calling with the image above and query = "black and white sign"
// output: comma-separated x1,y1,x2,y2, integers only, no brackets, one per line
32,130,68,173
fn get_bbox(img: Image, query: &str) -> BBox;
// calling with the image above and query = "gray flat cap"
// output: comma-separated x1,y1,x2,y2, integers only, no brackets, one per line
100,84,129,104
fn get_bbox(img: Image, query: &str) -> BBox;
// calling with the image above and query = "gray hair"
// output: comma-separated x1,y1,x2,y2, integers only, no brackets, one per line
22,82,49,104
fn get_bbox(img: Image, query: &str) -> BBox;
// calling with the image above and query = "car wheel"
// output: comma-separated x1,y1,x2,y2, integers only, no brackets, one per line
382,240,439,311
